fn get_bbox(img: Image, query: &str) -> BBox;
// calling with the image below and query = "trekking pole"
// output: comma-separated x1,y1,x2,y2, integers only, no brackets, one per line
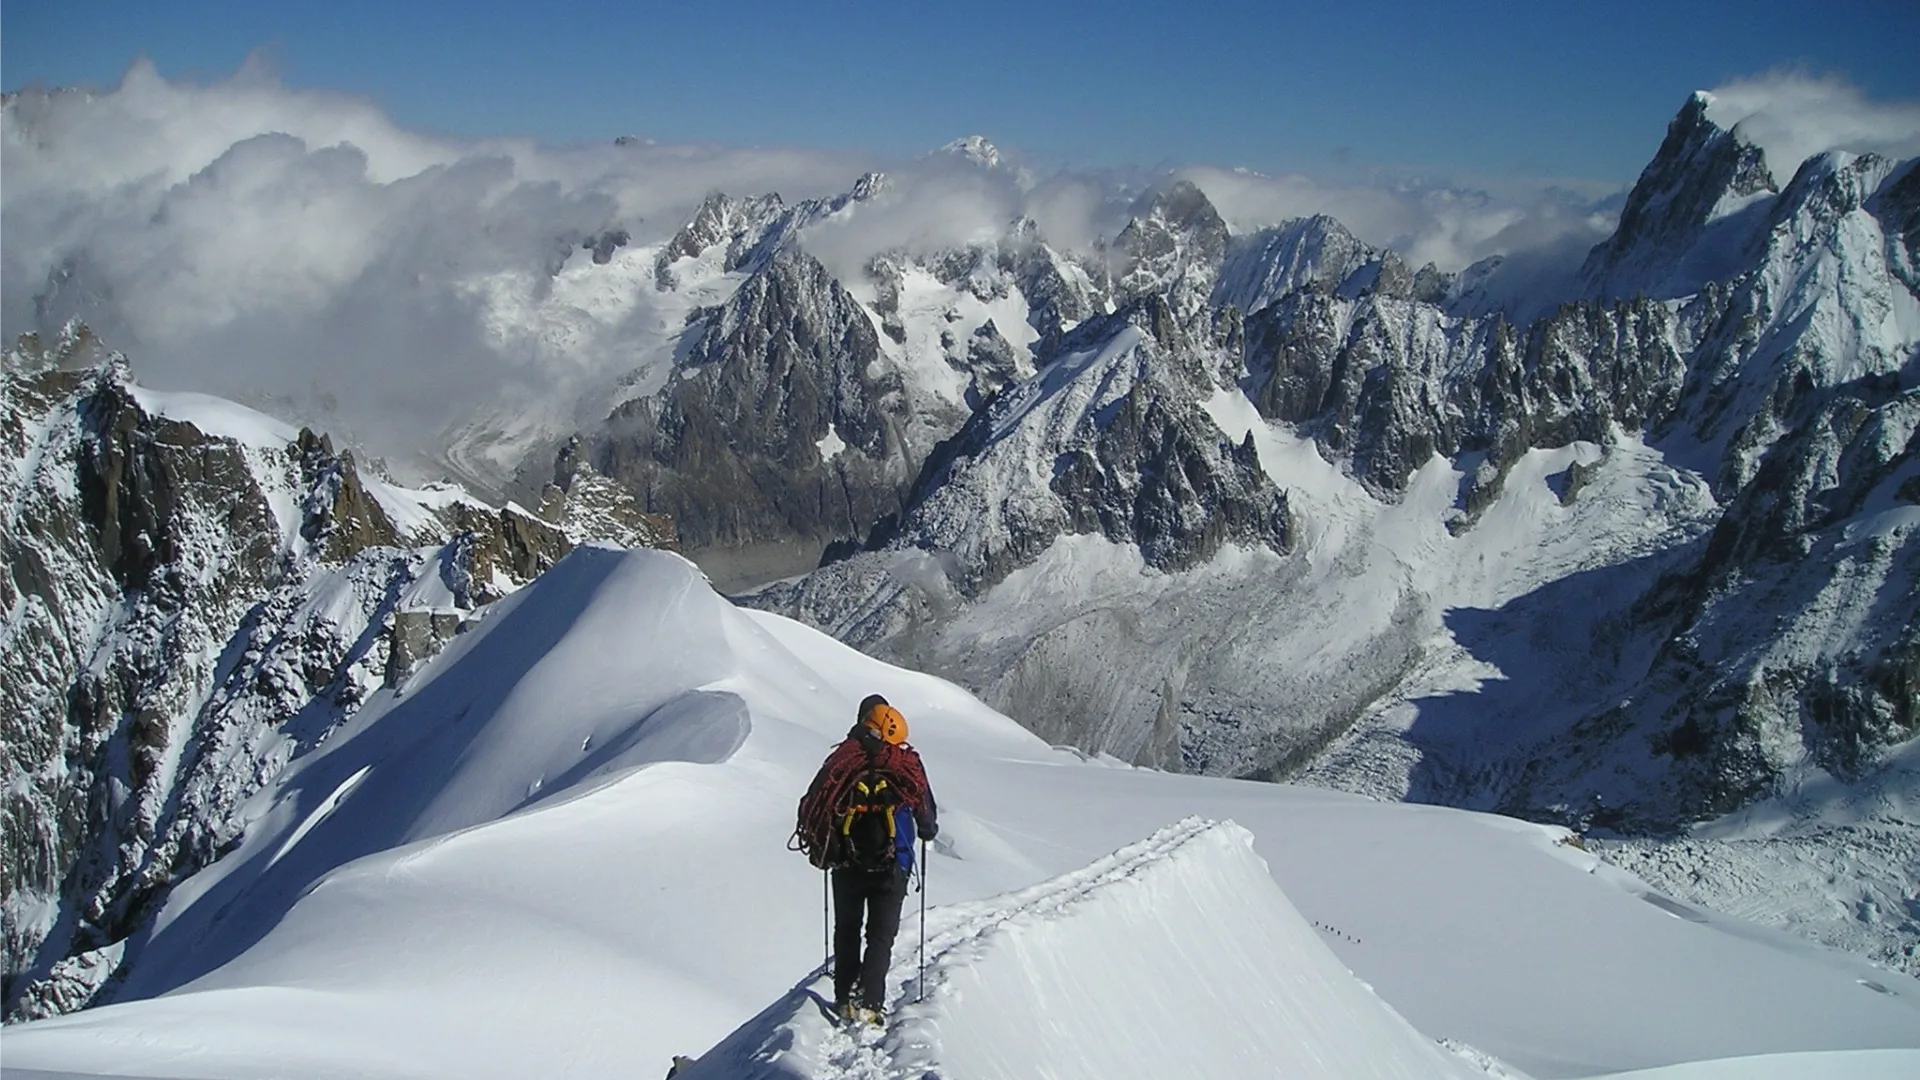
917,836,928,1003
822,865,830,973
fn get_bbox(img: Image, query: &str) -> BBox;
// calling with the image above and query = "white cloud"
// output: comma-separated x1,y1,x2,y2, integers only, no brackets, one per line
1178,164,1622,274
1704,71,1920,182
801,163,1024,284
2,59,870,471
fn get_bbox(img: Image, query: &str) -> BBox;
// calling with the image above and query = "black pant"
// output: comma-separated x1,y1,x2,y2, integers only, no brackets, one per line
831,866,907,1009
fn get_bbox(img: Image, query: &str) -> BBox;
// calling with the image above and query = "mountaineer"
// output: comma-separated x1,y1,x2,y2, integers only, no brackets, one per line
792,694,938,1025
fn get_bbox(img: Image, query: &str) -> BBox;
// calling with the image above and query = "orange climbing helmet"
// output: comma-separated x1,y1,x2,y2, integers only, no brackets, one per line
860,695,909,745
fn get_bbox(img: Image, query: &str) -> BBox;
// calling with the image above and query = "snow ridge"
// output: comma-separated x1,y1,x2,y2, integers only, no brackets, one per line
684,818,1485,1080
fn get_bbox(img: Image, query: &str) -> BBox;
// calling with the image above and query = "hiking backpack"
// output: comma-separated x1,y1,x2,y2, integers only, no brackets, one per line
837,768,916,873
792,742,924,872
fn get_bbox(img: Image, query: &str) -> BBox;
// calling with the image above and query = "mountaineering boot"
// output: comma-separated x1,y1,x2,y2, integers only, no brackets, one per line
836,999,859,1024
857,1005,884,1027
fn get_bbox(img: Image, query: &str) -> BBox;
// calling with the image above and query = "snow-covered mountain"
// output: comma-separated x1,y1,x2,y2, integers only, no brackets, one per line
5,548,1916,1079
0,326,670,1018
730,95,1916,811
5,80,1917,1010
700,98,1914,973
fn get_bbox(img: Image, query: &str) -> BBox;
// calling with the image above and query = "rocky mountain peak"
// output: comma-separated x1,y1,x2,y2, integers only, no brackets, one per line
593,244,917,568
1771,149,1898,228
1214,214,1380,315
1127,179,1228,243
5,319,117,376
1580,91,1778,300
534,436,678,550
1113,179,1230,322
653,191,788,289
293,426,402,563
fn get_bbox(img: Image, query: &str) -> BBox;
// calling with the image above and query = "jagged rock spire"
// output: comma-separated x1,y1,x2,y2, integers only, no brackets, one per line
1580,91,1777,300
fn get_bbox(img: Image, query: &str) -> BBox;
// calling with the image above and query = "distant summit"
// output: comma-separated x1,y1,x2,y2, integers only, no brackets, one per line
938,134,1003,169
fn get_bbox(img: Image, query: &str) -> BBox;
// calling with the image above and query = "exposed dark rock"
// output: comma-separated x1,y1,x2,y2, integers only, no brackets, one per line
652,192,787,289
1487,385,1920,832
1052,382,1290,572
1005,217,1101,341
963,321,1019,410
533,436,678,550
295,428,400,561
1112,180,1230,323
1242,286,1686,498
892,296,1288,593
595,248,915,554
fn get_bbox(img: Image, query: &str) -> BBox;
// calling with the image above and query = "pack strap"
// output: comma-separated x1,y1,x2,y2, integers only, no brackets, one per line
840,800,900,842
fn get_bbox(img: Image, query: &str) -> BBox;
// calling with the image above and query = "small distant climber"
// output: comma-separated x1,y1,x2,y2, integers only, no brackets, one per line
792,694,938,1025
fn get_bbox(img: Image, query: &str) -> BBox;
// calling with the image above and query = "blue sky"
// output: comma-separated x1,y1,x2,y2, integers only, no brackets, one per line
5,0,1916,184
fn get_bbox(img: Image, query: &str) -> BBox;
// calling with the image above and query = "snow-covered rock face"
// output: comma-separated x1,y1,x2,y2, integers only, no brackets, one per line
1509,385,1920,830
1213,214,1405,316
651,192,789,291
0,329,663,1019
1241,288,1693,500
894,296,1288,590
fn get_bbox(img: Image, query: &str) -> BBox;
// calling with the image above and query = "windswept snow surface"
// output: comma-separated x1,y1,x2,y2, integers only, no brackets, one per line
683,818,1484,1080
5,549,1918,1080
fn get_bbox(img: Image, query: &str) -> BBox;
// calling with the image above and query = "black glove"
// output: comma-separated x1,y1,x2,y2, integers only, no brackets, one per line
921,820,939,841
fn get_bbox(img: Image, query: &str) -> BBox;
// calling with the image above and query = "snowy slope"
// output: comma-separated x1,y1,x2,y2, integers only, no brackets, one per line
5,549,1916,1080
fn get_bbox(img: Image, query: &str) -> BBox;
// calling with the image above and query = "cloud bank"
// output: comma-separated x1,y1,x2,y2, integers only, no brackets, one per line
3,60,870,474
1704,70,1920,182
1175,165,1622,277
6,61,1911,480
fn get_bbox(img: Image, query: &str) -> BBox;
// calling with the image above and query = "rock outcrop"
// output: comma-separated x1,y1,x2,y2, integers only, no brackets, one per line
594,248,915,558
1580,90,1778,300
